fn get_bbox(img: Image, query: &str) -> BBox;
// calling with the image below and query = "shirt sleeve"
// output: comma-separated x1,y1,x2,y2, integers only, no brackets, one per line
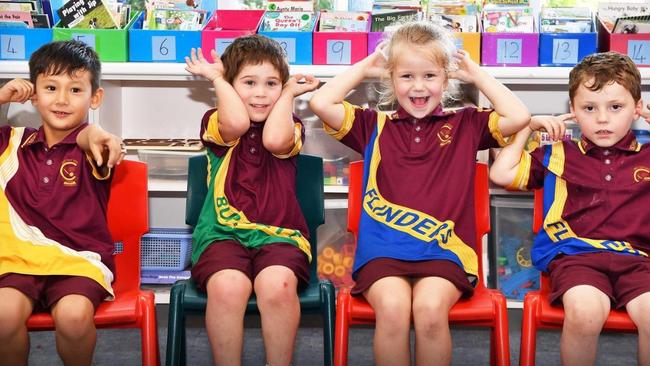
200,108,237,157
0,125,15,155
323,101,379,154
272,114,304,159
506,145,547,191
85,153,112,181
462,107,511,150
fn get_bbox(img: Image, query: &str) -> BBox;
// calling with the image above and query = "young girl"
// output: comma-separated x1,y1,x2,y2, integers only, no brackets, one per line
309,22,530,365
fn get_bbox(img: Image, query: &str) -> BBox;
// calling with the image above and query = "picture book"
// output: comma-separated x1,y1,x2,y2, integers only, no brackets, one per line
0,1,36,12
266,0,313,12
263,11,314,31
319,11,368,32
613,14,650,34
57,0,119,28
598,2,650,31
370,9,420,32
146,8,204,30
0,10,33,26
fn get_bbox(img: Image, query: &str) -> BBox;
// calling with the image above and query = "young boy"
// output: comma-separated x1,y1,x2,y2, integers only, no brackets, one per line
184,35,319,366
0,40,125,366
490,51,650,365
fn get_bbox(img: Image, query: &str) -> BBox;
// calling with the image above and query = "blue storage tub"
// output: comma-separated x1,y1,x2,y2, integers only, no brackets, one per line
140,228,193,271
0,28,53,60
538,20,597,67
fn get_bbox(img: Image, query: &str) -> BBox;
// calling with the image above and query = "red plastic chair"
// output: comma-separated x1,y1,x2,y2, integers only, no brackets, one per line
334,161,510,366
519,189,636,366
25,160,160,366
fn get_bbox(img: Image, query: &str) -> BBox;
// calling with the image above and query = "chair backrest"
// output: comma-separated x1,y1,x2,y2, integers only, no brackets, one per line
106,160,149,295
185,154,325,283
346,161,491,287
531,188,552,291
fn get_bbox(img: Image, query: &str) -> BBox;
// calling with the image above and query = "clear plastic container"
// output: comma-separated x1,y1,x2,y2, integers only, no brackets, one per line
137,150,205,178
317,200,356,288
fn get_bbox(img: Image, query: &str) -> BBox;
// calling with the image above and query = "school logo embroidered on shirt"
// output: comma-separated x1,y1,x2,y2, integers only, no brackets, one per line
437,123,453,146
633,166,650,183
60,159,78,186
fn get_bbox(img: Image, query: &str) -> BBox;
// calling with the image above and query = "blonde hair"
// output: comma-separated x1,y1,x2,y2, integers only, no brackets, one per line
377,21,460,110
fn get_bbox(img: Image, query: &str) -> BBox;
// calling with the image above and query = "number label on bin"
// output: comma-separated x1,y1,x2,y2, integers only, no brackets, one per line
1,35,25,59
215,38,234,55
496,38,522,64
152,36,176,61
552,38,578,64
628,40,650,66
454,37,464,51
72,33,96,50
326,40,351,64
274,37,296,63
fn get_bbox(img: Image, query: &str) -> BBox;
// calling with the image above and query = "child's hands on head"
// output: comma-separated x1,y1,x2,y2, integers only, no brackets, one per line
284,74,320,97
0,78,33,105
185,48,225,82
448,50,480,84
86,126,125,168
530,113,574,142
363,41,390,79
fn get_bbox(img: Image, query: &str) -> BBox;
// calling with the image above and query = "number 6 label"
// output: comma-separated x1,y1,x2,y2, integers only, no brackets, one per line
1,35,26,60
326,39,351,65
152,36,176,61
552,38,578,64
496,38,522,64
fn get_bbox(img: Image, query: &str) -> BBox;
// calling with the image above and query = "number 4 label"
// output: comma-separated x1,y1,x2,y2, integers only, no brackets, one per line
1,35,26,60
628,40,650,66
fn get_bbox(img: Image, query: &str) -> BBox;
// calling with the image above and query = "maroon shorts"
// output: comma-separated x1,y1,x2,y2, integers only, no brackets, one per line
351,258,475,297
191,240,310,292
0,273,109,311
548,251,650,309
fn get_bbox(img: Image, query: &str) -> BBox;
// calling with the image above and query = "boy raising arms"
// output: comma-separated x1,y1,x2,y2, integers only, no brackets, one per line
184,36,319,366
0,40,124,366
491,52,650,365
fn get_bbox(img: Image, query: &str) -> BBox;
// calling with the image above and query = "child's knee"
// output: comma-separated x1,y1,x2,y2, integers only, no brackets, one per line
563,302,608,334
51,296,95,333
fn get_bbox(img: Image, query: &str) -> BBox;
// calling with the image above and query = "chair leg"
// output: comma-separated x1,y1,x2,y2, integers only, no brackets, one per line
139,292,161,366
520,293,539,366
166,281,187,366
320,281,336,366
491,292,510,366
334,288,352,366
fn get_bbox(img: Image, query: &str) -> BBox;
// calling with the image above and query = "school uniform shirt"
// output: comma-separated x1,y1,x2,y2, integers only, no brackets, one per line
326,102,508,283
0,124,115,299
508,132,650,272
191,109,311,265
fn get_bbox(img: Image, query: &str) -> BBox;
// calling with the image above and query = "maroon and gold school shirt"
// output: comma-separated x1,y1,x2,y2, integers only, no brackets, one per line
508,132,650,271
326,102,508,278
191,108,310,263
0,123,115,298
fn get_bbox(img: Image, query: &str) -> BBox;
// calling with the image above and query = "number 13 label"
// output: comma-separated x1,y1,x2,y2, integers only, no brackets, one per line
552,39,578,64
496,38,522,64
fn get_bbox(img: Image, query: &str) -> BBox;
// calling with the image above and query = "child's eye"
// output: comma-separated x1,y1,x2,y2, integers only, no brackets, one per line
425,73,436,79
46,86,55,91
245,80,255,86
400,74,412,79
267,81,278,87
611,104,622,111
71,88,81,93
584,106,594,112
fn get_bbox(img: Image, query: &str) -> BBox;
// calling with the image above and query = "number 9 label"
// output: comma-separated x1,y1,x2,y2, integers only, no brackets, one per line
152,36,176,61
326,39,351,65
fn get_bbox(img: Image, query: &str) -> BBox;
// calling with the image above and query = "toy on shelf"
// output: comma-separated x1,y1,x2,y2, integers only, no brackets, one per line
317,243,355,288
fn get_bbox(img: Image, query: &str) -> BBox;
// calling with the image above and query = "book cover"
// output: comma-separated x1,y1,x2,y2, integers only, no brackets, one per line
263,11,314,31
266,0,313,12
370,9,419,32
146,8,204,30
613,14,650,34
598,2,650,32
0,10,33,27
318,11,368,32
0,1,36,12
57,0,119,28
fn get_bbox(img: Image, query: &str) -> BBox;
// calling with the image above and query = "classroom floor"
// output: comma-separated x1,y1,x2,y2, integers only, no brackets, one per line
26,306,637,365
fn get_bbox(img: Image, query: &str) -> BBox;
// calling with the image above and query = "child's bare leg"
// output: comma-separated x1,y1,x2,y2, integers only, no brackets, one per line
254,265,300,366
411,276,462,366
625,291,650,366
205,269,253,366
365,276,412,366
51,294,96,366
0,287,34,366
560,285,610,366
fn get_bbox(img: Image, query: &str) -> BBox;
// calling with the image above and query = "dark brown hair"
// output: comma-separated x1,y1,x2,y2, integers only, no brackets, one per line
220,34,289,85
29,40,101,93
569,52,641,102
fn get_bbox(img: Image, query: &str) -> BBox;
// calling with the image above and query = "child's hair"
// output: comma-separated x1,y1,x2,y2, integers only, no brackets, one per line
377,21,459,109
220,35,290,85
29,40,102,93
568,52,641,103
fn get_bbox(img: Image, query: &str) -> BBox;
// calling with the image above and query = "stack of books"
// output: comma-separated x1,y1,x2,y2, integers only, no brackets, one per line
540,7,592,33
482,0,534,33
428,0,478,33
56,0,131,29
598,1,650,34
318,10,369,32
142,0,205,30
0,0,51,28
263,0,315,32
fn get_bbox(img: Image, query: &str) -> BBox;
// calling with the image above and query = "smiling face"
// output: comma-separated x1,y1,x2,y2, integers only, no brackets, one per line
391,46,448,119
232,61,283,122
32,69,103,146
571,79,642,147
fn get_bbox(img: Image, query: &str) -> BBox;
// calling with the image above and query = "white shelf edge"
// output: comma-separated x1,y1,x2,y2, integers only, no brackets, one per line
3,62,650,83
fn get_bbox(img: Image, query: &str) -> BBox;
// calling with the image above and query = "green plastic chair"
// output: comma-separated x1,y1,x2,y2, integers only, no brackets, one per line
166,153,335,366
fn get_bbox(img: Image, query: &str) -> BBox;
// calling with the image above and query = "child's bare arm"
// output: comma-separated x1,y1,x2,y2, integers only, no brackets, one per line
449,50,530,137
490,114,572,187
76,124,125,169
185,48,249,142
264,74,319,155
0,79,33,105
309,44,388,131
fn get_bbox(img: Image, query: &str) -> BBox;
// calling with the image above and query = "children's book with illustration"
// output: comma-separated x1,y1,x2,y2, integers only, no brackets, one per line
56,0,119,28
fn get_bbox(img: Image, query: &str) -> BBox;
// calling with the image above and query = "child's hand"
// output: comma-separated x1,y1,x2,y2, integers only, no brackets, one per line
185,48,224,82
0,78,33,105
641,102,650,124
363,42,390,79
284,74,320,97
448,50,481,84
530,114,574,142
86,127,125,168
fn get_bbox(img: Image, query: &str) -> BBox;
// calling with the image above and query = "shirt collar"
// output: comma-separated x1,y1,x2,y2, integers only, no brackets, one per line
21,123,89,149
389,104,448,121
578,130,640,155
